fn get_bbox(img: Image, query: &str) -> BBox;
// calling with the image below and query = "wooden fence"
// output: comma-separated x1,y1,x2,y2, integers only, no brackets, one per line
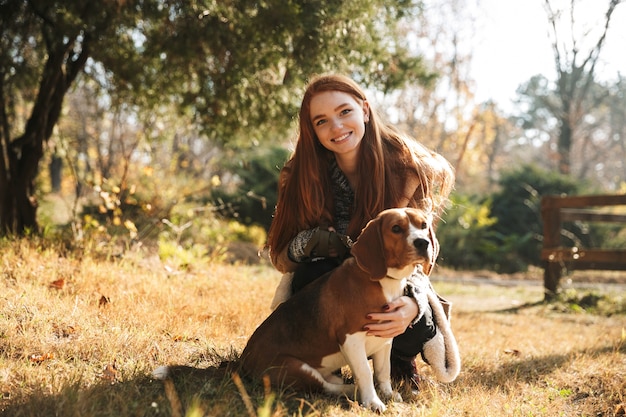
540,194,626,299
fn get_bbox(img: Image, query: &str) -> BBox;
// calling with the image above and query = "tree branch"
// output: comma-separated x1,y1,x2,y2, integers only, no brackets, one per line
575,0,622,119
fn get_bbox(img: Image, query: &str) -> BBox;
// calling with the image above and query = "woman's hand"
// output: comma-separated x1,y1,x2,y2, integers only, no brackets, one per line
364,296,419,338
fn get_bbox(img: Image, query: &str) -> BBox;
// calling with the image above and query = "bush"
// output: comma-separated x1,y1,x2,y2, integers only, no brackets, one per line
210,146,290,231
436,194,497,269
488,164,585,270
438,164,592,273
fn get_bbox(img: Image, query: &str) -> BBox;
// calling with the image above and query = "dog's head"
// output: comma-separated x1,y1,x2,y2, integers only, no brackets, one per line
351,208,435,280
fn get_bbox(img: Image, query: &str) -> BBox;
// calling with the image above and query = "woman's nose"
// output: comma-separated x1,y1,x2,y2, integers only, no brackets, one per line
330,118,343,130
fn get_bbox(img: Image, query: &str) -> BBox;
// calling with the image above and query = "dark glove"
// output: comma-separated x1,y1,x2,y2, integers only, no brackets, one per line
303,228,352,260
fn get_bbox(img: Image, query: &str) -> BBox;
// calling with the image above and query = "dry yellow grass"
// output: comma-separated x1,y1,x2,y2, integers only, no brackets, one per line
1,239,624,417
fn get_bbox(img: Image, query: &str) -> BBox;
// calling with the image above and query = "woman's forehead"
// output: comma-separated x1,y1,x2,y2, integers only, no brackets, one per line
309,91,360,116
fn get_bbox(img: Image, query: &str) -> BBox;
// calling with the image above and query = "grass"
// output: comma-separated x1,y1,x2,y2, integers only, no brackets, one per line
1,238,625,417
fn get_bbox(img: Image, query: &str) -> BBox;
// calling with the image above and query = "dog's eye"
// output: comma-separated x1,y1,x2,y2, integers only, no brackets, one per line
420,222,428,229
391,225,403,234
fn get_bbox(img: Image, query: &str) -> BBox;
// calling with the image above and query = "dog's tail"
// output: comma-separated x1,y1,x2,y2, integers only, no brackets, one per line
153,360,239,381
422,291,461,383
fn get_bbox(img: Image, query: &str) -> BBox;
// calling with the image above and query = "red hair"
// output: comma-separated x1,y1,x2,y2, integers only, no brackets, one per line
267,74,454,265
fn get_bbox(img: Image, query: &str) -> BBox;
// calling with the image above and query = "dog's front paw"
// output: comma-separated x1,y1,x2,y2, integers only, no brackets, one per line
378,382,402,403
388,390,402,402
362,396,386,413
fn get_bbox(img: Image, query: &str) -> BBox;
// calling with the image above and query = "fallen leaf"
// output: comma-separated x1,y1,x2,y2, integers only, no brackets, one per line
49,279,65,290
101,360,119,383
52,323,76,338
99,295,110,307
504,349,521,356
30,353,54,363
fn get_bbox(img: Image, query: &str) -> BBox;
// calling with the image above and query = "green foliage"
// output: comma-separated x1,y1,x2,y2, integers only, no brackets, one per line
116,0,432,144
436,194,497,269
488,164,584,270
158,239,211,270
552,288,626,316
438,194,531,273
438,164,593,273
210,146,290,231
158,198,268,267
225,221,267,246
1,0,431,236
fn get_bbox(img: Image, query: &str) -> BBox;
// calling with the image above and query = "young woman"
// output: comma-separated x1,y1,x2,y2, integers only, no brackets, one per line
267,74,455,389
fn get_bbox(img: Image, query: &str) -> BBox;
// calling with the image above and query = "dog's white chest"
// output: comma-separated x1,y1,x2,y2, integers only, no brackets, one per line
319,332,391,371
379,276,407,303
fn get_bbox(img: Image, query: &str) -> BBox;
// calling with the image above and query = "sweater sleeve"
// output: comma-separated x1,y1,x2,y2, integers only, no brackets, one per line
405,268,452,326
288,228,318,261
404,271,432,327
271,228,318,273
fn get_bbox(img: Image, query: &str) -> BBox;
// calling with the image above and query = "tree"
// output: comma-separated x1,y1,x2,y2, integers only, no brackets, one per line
515,73,626,190
0,1,145,234
543,0,623,175
378,0,518,194
0,0,430,236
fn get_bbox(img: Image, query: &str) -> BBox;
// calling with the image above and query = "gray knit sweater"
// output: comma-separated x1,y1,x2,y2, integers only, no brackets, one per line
288,158,354,262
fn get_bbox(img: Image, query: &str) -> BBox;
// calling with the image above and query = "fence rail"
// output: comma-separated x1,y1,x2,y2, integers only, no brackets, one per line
540,194,626,299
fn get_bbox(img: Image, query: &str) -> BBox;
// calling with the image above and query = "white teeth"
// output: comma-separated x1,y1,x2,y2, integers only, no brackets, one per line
333,132,350,142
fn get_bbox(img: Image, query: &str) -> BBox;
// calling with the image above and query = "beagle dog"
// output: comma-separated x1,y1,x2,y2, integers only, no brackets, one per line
239,208,437,412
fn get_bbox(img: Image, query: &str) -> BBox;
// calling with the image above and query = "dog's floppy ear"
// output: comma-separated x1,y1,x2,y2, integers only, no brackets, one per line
421,212,437,276
351,216,387,280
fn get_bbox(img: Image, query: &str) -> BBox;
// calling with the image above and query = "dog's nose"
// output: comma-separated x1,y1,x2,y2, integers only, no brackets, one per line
413,238,429,251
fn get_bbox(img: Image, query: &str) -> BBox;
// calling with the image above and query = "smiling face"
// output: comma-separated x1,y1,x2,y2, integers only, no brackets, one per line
309,91,370,158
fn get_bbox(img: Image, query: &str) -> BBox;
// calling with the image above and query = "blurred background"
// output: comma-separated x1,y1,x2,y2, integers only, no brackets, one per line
1,0,625,275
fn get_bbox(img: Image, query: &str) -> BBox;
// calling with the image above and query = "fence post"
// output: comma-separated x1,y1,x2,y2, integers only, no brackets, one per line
541,196,561,300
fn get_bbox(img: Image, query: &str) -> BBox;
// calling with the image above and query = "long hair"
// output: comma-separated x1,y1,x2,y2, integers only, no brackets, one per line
267,74,454,265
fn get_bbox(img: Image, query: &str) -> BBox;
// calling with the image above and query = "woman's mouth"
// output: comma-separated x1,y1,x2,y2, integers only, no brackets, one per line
331,132,351,143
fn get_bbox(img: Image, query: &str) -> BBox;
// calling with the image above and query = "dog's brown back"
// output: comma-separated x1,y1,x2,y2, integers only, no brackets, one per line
239,257,388,390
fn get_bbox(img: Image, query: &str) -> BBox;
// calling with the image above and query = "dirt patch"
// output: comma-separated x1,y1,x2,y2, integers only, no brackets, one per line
433,265,626,285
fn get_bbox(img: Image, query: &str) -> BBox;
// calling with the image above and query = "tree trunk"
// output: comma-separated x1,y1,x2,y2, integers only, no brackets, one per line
0,35,89,236
556,114,572,175
544,0,623,177
0,150,38,234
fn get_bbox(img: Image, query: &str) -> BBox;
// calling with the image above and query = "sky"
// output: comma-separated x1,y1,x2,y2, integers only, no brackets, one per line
469,0,626,108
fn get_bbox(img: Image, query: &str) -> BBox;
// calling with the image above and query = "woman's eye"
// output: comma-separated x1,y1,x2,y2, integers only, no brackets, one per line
391,225,402,234
315,119,326,126
340,108,351,116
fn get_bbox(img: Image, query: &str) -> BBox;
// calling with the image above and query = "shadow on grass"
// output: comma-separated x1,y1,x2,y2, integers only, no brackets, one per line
458,351,569,390
0,361,337,417
457,342,624,391
2,343,621,417
493,299,547,314
0,375,163,417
